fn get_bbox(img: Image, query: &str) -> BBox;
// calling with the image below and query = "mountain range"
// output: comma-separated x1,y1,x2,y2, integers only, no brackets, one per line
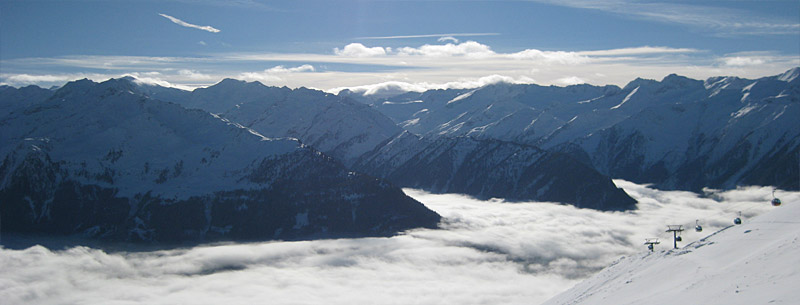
2,68,797,242
124,76,636,208
0,78,439,242
352,68,800,192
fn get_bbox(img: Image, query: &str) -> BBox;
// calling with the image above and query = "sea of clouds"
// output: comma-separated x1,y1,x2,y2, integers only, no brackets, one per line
1,180,792,305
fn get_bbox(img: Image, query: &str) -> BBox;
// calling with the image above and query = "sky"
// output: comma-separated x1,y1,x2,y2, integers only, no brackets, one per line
1,0,799,92
1,181,792,305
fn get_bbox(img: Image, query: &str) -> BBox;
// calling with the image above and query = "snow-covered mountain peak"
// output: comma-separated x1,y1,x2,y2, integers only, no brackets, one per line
215,77,263,88
661,73,704,90
48,77,149,103
622,77,658,91
96,77,139,92
704,76,749,92
777,67,799,83
50,78,96,99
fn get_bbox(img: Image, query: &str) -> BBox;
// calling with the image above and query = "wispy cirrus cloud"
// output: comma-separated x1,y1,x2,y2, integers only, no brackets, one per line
438,36,459,44
577,46,701,56
528,0,800,36
159,13,221,33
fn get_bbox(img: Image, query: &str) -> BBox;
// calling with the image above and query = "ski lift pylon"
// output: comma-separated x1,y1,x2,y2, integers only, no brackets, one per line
644,238,660,252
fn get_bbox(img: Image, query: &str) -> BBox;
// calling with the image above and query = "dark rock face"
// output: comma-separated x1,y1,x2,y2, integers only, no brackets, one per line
0,150,439,242
0,79,440,243
355,134,637,211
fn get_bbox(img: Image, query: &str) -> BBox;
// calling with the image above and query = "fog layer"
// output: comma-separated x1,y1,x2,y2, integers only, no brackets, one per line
0,181,787,305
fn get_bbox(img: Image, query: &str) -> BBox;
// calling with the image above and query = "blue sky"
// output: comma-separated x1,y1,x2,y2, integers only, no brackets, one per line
2,0,798,91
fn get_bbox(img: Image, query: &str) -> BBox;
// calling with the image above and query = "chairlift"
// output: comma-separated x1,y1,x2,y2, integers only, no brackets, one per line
734,211,742,225
695,219,703,232
772,189,782,207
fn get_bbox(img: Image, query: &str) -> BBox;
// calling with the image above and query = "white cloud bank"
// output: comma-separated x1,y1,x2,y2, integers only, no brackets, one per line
159,13,221,33
356,33,500,40
1,40,797,91
396,41,495,58
1,181,792,305
334,43,388,57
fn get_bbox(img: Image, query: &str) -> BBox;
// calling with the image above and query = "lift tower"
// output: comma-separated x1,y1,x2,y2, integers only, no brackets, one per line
644,239,660,252
666,225,684,249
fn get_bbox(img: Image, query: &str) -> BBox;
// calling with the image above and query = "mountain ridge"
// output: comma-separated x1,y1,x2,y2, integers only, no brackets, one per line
0,78,441,243
353,68,800,192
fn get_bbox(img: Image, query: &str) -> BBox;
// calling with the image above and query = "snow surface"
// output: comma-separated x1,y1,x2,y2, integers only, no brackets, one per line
447,90,476,105
544,192,800,305
610,86,638,110
0,78,303,200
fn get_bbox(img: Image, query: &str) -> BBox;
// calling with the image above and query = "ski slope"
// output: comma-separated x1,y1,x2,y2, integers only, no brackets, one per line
544,194,800,305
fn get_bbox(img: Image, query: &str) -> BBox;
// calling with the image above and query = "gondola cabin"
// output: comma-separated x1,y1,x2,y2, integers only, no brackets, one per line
772,189,782,207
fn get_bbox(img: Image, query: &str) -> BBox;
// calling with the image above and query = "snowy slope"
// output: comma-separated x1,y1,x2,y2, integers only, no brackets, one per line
220,87,401,166
158,79,403,166
543,195,800,305
0,78,440,242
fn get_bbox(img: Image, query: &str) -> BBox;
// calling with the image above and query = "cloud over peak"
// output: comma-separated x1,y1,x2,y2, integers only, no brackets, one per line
159,13,221,33
239,64,316,83
330,74,536,96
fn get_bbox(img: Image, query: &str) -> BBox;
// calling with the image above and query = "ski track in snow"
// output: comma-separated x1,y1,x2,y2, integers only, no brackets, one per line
0,181,794,305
